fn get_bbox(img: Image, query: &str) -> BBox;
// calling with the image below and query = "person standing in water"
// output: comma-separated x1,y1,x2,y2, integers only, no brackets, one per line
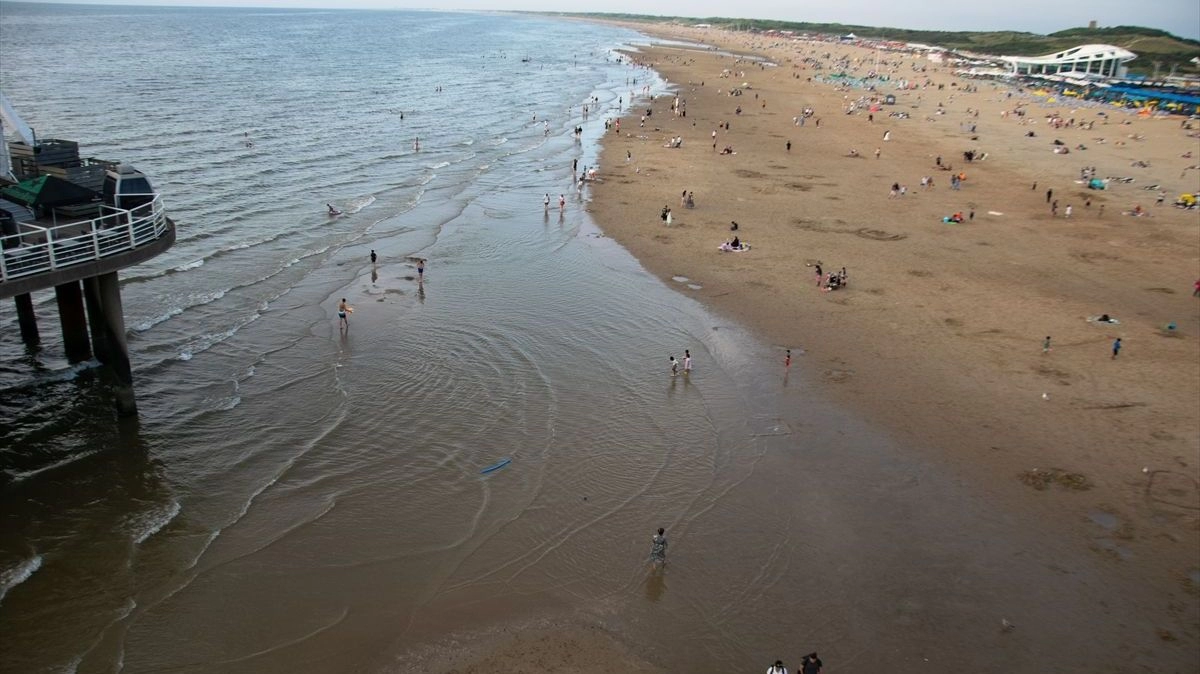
337,298,352,330
544,193,551,211
370,250,377,265
416,258,425,283
669,356,678,377
649,527,668,567
683,349,692,375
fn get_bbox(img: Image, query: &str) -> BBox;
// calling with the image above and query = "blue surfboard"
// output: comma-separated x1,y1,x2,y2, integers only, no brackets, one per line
480,458,512,474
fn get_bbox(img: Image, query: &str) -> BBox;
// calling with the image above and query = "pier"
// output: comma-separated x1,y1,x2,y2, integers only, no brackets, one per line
1,178,174,417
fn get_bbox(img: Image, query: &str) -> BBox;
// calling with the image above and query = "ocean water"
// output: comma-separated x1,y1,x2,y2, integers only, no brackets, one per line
0,5,1182,674
0,5,792,670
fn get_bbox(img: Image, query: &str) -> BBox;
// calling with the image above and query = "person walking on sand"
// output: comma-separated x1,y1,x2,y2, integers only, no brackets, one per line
786,140,792,152
1065,204,1072,219
767,660,788,674
683,349,692,375
785,349,792,369
337,298,352,330
1046,188,1053,203
1112,337,1122,359
1043,336,1052,354
814,263,823,287
649,527,668,567
800,652,823,674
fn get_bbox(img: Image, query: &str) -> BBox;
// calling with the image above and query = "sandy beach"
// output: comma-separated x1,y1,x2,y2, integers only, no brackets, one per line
574,23,1200,668
422,23,1200,673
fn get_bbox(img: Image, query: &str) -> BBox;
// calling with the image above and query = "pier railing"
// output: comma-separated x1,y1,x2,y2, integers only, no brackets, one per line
0,194,169,282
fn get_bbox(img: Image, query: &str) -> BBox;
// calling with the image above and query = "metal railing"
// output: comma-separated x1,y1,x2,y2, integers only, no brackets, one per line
1,194,169,283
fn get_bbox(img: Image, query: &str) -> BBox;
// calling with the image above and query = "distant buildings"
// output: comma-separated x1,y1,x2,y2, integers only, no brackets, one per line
999,44,1136,78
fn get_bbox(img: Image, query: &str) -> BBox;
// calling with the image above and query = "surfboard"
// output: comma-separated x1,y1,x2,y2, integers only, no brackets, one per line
480,458,512,474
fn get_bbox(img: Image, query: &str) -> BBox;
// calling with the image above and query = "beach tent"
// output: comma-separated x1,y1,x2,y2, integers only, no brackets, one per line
0,175,97,208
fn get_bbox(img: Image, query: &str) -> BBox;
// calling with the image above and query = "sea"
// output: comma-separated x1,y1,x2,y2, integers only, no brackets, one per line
0,4,1174,673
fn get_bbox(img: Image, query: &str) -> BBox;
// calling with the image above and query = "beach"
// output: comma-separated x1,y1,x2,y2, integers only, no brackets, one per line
581,21,1200,665
416,23,1200,673
2,8,1199,672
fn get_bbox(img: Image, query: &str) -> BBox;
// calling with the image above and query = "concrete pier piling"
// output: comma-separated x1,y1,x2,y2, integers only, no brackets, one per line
14,292,40,348
55,280,92,363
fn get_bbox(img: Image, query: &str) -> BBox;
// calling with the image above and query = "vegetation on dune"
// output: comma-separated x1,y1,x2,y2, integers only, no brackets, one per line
551,13,1200,75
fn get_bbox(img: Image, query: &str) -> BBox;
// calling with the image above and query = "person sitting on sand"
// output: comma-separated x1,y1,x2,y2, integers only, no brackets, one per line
730,220,739,231
731,236,740,249
848,148,860,157
720,145,734,155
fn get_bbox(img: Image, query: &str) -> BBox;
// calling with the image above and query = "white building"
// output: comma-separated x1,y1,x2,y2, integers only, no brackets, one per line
1000,44,1136,78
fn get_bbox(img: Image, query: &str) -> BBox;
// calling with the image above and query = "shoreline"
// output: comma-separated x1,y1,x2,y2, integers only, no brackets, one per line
584,21,1199,657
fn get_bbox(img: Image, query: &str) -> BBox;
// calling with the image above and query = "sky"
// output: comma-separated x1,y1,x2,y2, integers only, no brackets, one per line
7,0,1200,41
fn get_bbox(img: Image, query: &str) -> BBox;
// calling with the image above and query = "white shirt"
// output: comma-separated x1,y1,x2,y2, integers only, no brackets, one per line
683,356,691,371
767,667,788,674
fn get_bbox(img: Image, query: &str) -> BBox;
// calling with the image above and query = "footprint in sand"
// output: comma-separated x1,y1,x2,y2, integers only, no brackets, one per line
856,228,906,241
